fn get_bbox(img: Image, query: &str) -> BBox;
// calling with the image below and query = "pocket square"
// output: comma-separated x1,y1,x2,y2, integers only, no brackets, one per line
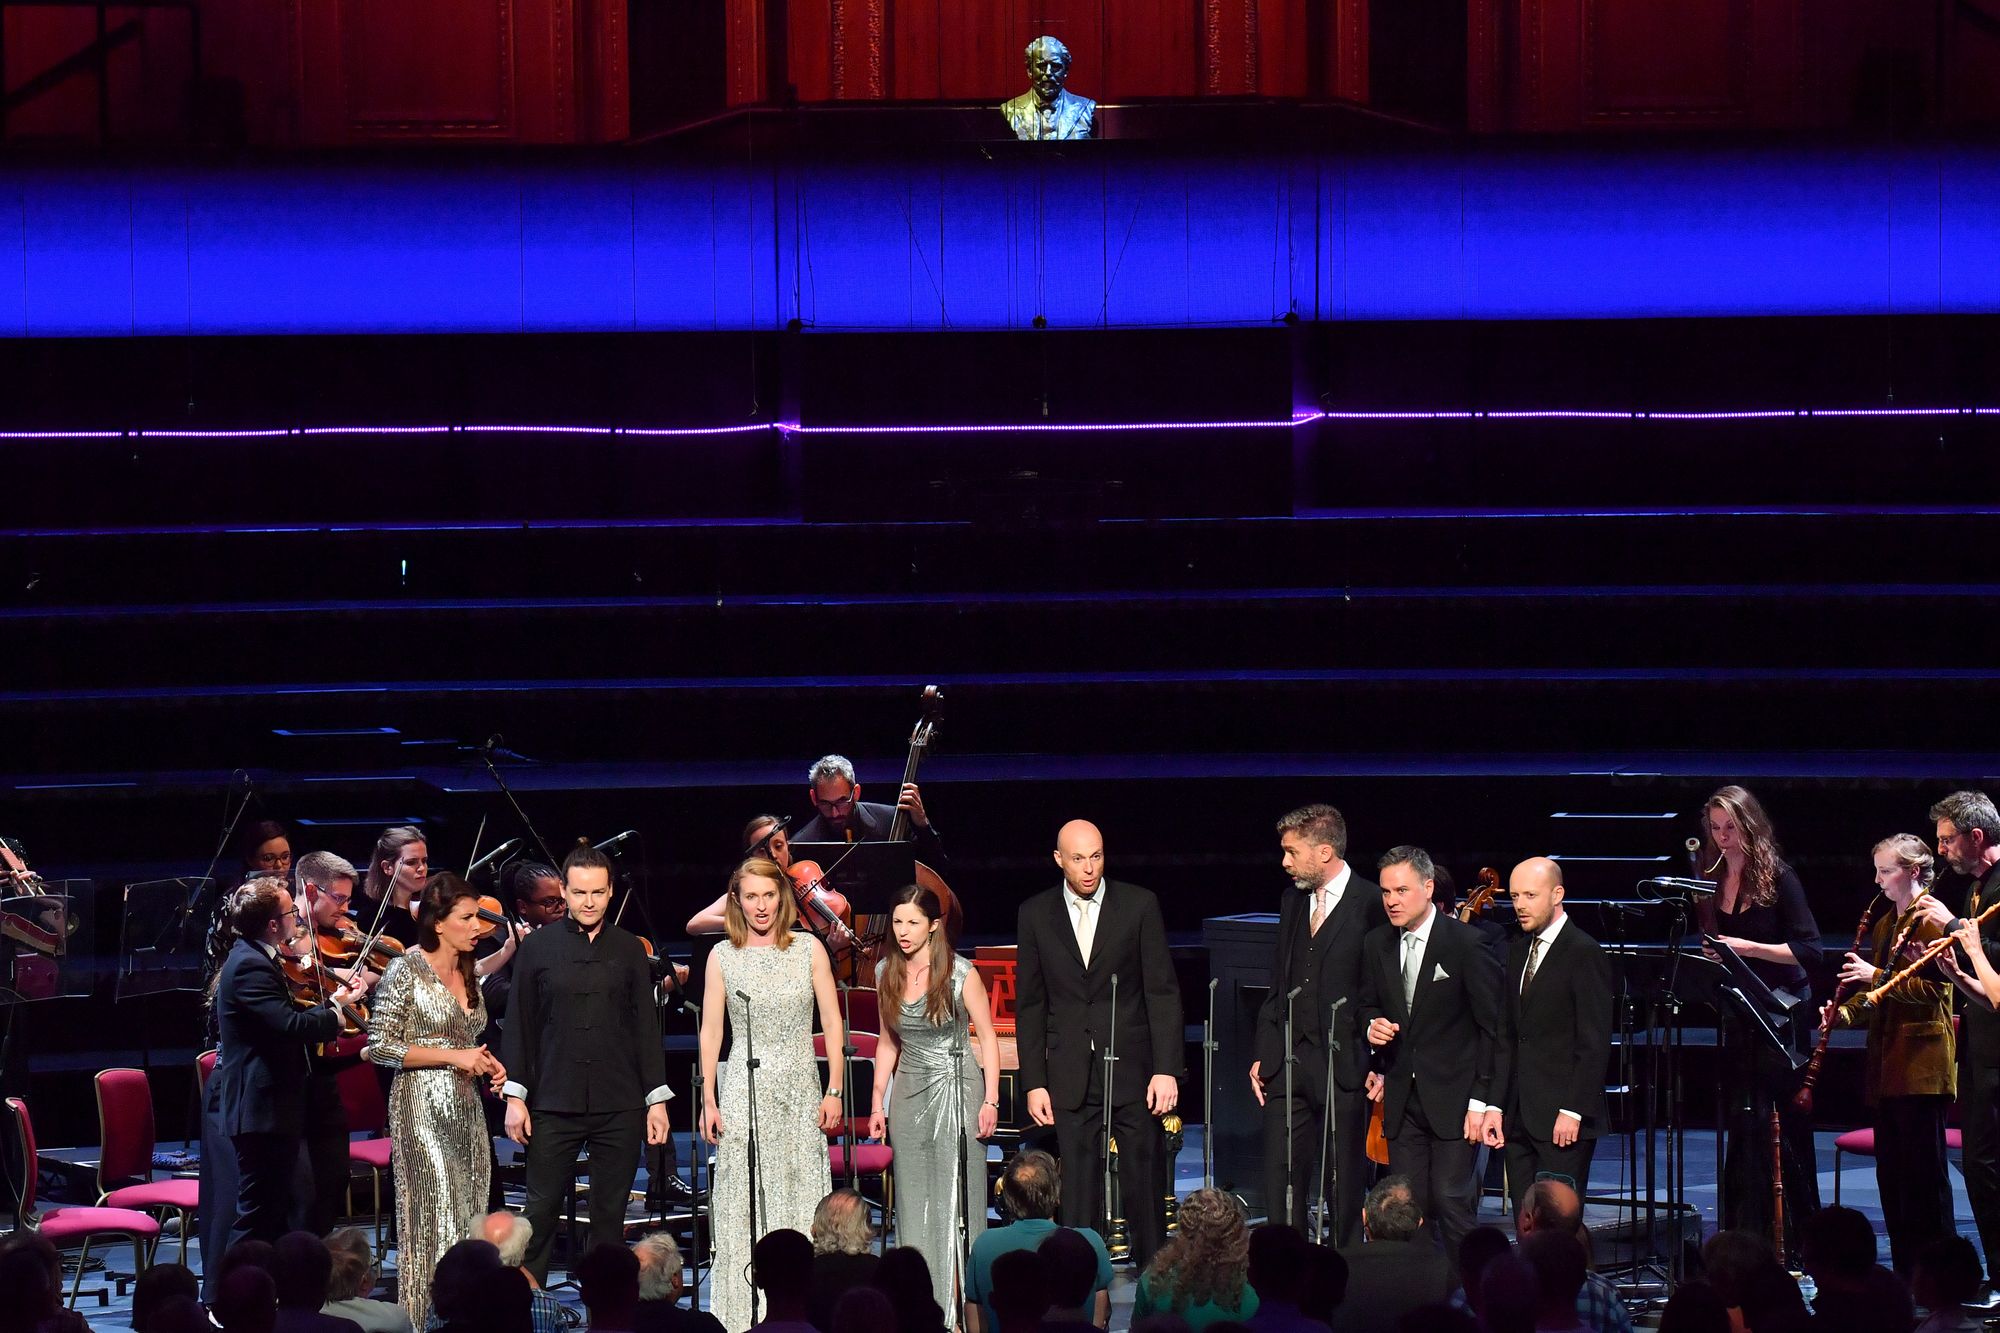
1433,964,1450,981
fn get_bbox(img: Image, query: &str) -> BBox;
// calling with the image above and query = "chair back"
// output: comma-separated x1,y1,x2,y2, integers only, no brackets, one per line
6,1096,39,1216
94,1068,158,1194
844,987,881,1035
196,1049,219,1098
337,1060,388,1136
814,1031,880,1060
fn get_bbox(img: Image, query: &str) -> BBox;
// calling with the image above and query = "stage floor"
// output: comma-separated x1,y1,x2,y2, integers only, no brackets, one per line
26,1123,1982,1331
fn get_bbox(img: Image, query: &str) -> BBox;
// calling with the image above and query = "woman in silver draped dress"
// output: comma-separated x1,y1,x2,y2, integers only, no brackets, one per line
699,857,845,1333
366,874,507,1329
869,885,1002,1317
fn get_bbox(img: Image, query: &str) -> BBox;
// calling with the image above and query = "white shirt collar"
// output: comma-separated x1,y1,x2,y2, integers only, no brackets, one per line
1403,904,1437,946
258,940,280,960
1064,881,1105,913
1532,910,1569,948
1312,861,1353,905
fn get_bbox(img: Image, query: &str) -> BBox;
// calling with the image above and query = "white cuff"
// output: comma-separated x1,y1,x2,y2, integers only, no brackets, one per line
1467,1099,1489,1114
1558,1109,1581,1122
502,1081,527,1101
646,1085,674,1106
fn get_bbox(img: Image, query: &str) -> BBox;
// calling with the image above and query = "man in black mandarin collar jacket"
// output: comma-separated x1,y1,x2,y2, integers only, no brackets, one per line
1015,819,1183,1266
501,846,671,1283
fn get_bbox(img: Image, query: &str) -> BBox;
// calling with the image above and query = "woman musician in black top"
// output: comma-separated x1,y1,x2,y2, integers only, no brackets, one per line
1697,784,1824,1252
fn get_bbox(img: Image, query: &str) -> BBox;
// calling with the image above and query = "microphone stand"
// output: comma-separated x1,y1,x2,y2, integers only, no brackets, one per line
1316,996,1347,1245
679,996,708,1310
837,978,859,1190
949,1023,972,1333
475,737,559,867
1102,973,1119,1243
736,988,764,1328
1201,978,1218,1190
1283,985,1302,1229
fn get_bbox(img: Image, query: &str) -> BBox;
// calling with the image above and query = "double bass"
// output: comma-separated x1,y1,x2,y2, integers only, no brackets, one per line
889,686,962,944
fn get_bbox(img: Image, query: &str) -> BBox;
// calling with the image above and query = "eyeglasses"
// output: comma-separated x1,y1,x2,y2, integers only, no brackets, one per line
255,852,291,866
815,794,857,812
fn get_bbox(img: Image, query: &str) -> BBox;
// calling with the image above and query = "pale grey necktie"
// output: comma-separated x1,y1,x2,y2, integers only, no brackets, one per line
1310,887,1329,936
1402,931,1422,1010
1074,896,1096,966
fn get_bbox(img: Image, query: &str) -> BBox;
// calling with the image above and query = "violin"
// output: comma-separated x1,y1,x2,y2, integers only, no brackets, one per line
787,859,865,985
472,896,509,939
282,929,371,1038
315,921,406,973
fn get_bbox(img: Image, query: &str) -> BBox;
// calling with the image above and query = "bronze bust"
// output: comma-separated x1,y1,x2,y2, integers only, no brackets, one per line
1001,36,1095,141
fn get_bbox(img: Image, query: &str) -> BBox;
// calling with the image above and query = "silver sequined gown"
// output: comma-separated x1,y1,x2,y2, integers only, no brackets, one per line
366,952,492,1330
883,954,988,1315
710,938,834,1333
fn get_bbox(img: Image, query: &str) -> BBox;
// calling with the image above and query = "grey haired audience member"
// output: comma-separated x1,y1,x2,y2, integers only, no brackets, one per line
321,1228,411,1333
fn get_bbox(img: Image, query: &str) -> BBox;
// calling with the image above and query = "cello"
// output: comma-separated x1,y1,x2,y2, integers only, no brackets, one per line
888,686,962,944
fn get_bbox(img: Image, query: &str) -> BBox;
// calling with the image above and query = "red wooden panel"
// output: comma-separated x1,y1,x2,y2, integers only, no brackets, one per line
1201,0,1254,95
1582,0,1749,121
1255,0,1307,99
341,0,513,131
725,0,769,105
789,0,832,101
935,0,1014,100
1013,0,1103,102
890,0,942,98
1103,0,1195,99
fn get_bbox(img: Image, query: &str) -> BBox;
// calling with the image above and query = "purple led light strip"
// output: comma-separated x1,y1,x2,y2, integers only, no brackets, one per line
0,406,1995,442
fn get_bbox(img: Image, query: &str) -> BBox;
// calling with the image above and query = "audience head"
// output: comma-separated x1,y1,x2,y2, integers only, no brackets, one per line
1914,1234,1984,1312
132,1261,199,1330
1455,1226,1512,1316
576,1241,642,1326
1515,1178,1583,1238
991,1248,1052,1329
430,1239,505,1325
480,1211,534,1269
753,1229,816,1316
1040,1227,1102,1311
0,1235,57,1329
214,1264,278,1333
1519,1229,1587,1322
999,1148,1063,1223
1297,1243,1348,1324
216,1238,276,1283
323,1228,377,1303
874,1245,947,1333
1656,1279,1732,1333
1698,1229,1773,1307
272,1231,334,1310
1361,1175,1423,1243
142,1297,209,1333
1399,1304,1476,1333
813,1188,877,1256
1737,1260,1811,1333
1144,1188,1249,1311
831,1285,896,1333
633,1230,685,1302
1130,1318,1196,1333
1246,1224,1310,1303
1475,1254,1538,1333
483,1269,535,1333
1799,1206,1878,1285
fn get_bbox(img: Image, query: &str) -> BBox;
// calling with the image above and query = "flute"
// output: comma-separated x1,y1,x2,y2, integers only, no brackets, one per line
1860,895,2000,1006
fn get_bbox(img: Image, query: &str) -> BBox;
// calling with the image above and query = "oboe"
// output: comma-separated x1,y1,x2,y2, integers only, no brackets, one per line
1862,893,1997,1005
1793,890,1886,1114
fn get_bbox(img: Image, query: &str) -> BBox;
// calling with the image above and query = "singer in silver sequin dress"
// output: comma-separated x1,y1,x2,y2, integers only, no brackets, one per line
367,879,504,1330
700,859,844,1333
871,887,1002,1317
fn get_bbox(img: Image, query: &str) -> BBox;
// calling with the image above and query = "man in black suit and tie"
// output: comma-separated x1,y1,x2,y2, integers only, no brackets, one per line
207,878,367,1253
1016,819,1184,1265
1250,804,1385,1244
1500,857,1613,1193
1358,845,1505,1256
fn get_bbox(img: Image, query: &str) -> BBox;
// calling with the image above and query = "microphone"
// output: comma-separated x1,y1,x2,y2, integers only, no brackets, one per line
467,838,523,877
736,989,752,1002
1329,996,1348,1015
595,830,639,855
1287,985,1305,1000
1644,875,1718,899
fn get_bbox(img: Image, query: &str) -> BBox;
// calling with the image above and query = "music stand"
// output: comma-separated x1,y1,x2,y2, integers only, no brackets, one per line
116,877,213,1002
0,885,93,1208
1700,936,1806,1067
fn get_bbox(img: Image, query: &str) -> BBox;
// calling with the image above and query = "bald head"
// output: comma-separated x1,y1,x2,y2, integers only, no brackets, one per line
1517,1179,1582,1237
480,1212,531,1269
1510,856,1566,936
1054,821,1105,897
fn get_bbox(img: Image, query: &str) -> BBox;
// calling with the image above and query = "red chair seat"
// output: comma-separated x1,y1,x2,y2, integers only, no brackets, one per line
1833,1128,1876,1156
348,1138,393,1169
103,1179,199,1211
1949,1128,1964,1151
829,1144,893,1175
37,1207,162,1243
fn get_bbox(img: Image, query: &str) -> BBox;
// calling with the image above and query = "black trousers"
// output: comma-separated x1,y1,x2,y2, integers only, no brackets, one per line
295,1066,352,1236
1960,1059,2000,1284
520,1107,645,1284
229,1130,303,1253
1503,1120,1597,1197
1055,1058,1167,1267
1873,1094,1953,1275
1260,1060,1369,1247
1386,1090,1475,1258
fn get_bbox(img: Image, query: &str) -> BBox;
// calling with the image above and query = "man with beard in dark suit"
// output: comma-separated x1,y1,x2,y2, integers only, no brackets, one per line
1251,804,1385,1245
1499,857,1613,1193
1016,819,1184,1266
1358,845,1505,1256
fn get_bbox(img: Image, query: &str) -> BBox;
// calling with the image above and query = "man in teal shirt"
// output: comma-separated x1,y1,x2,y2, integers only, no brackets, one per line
966,1151,1113,1332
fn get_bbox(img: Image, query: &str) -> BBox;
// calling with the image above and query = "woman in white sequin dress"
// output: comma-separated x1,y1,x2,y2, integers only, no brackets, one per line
699,857,843,1333
367,874,508,1330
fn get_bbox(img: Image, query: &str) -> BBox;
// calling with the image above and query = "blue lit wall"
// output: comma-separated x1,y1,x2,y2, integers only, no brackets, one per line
1,144,1995,336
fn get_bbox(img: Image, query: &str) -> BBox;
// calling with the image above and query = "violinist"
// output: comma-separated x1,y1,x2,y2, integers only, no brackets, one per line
359,825,428,947
795,754,946,861
294,852,383,1234
690,817,819,933
207,877,369,1252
